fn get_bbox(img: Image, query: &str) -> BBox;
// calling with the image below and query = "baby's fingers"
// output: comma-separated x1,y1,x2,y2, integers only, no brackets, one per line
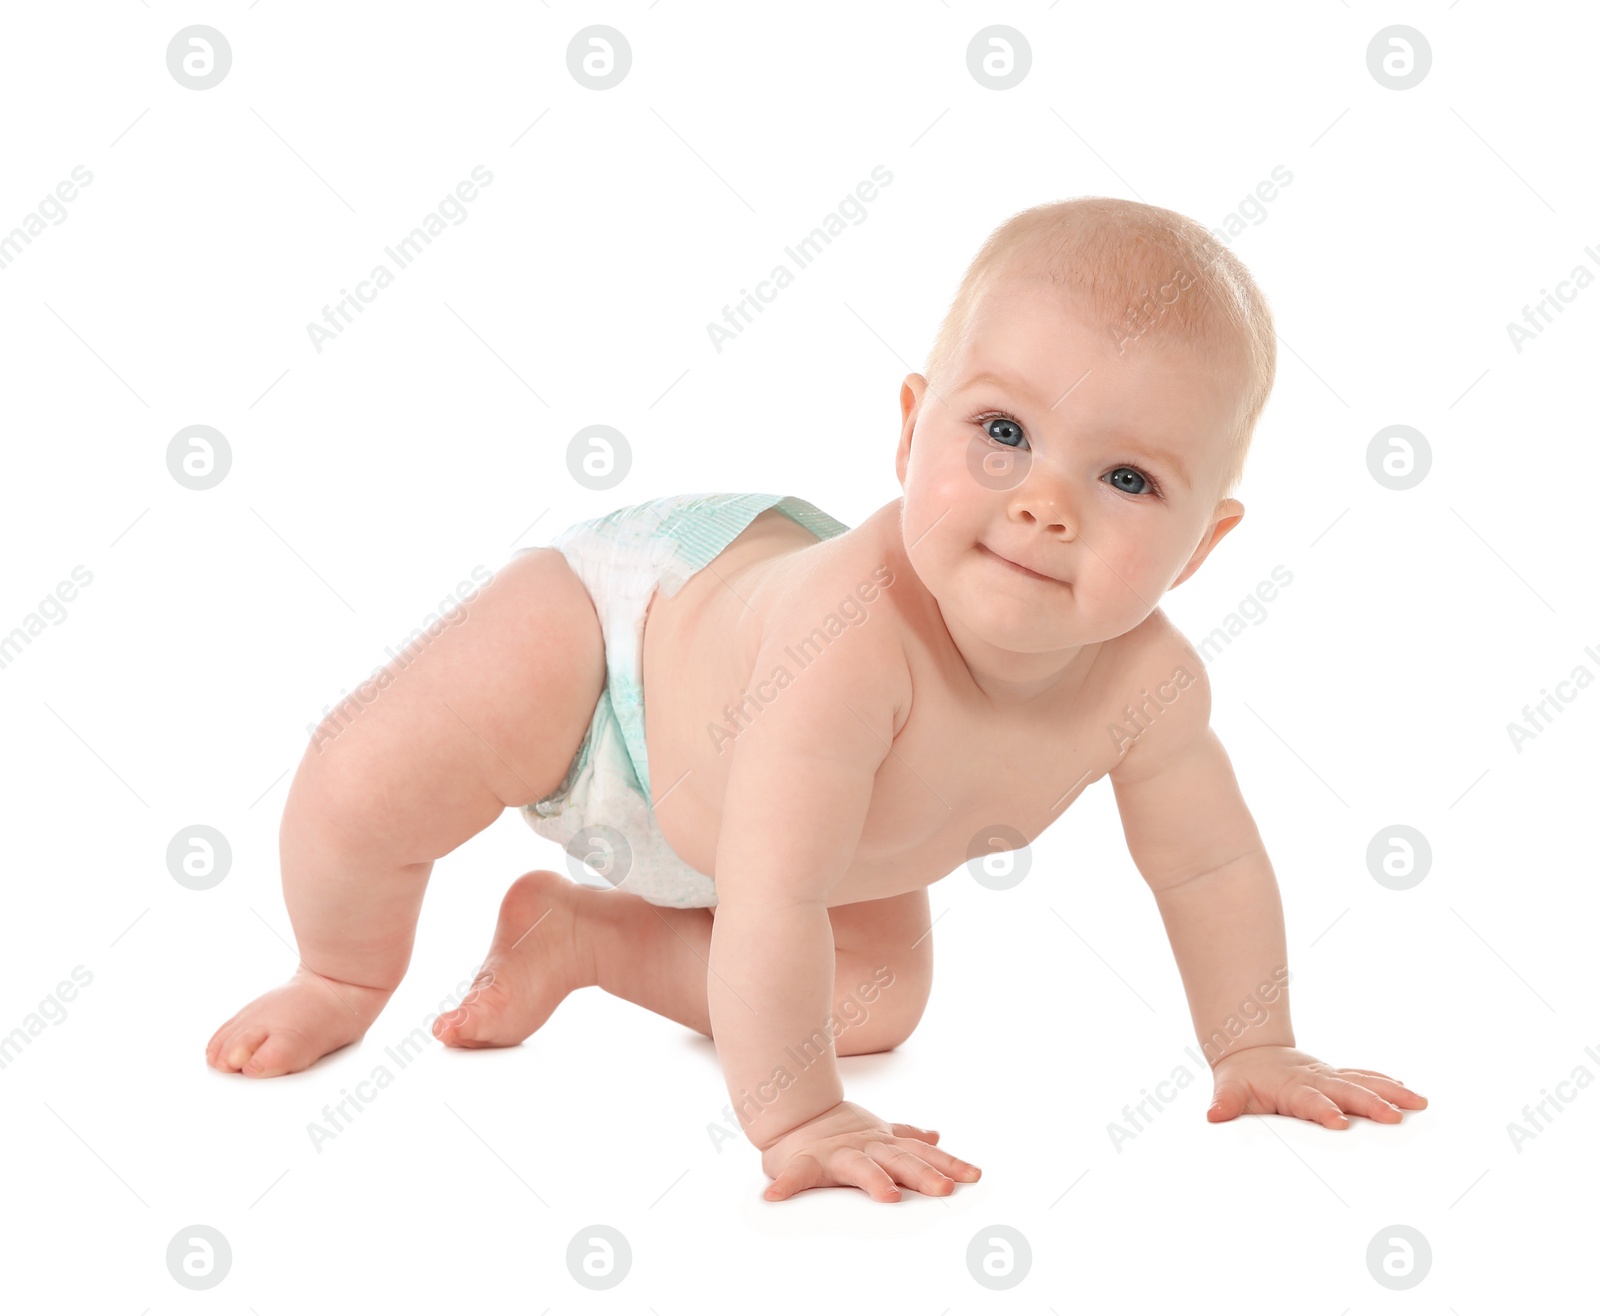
840,1148,904,1202
887,1122,940,1144
1339,1067,1401,1084
1339,1071,1428,1107
764,1149,902,1203
1317,1076,1405,1124
1286,1082,1351,1129
897,1137,982,1184
867,1142,954,1198
764,1152,827,1202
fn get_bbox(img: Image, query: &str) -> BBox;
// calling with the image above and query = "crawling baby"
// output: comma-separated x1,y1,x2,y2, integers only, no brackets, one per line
207,196,1427,1202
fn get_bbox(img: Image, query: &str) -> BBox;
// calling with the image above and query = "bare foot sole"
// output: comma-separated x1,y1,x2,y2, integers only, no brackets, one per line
434,869,592,1049
207,967,395,1078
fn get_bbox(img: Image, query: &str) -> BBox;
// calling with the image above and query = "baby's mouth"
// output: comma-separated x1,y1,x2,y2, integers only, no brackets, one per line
979,543,1065,585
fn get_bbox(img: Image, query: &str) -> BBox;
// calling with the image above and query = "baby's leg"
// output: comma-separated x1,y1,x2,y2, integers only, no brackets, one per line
206,549,604,1077
437,877,934,1057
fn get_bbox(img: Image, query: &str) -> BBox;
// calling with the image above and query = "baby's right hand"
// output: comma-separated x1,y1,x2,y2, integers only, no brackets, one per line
759,1100,981,1202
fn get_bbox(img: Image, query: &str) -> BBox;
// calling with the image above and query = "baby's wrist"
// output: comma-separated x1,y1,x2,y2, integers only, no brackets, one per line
749,1089,846,1157
1205,1034,1295,1069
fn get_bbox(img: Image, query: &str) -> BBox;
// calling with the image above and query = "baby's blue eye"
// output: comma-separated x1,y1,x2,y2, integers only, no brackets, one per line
984,416,1026,448
1106,467,1149,496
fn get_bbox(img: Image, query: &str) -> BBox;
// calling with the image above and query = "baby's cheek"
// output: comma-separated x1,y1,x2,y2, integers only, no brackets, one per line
901,464,952,527
1098,542,1162,593
1085,550,1171,631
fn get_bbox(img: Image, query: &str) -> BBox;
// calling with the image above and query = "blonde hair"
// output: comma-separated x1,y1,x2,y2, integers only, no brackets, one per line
923,197,1276,499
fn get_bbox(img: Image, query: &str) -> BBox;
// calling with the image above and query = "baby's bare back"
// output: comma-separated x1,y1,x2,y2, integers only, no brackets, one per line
642,499,1154,905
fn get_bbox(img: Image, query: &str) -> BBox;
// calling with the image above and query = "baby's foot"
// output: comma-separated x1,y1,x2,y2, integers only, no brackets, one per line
207,966,394,1078
433,869,593,1048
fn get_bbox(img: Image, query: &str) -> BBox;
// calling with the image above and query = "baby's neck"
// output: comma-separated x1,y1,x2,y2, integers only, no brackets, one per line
942,613,1100,708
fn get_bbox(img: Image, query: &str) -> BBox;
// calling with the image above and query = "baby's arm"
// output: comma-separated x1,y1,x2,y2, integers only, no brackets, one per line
1110,644,1427,1127
1109,662,1292,1061
709,627,980,1201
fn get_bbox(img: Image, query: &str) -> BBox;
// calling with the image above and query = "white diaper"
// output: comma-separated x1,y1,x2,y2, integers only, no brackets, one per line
515,492,850,908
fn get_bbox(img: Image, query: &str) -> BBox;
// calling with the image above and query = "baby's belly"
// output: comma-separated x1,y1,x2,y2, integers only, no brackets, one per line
637,511,1116,904
647,688,975,903
637,516,802,879
639,646,739,880
636,517,939,900
642,632,1070,905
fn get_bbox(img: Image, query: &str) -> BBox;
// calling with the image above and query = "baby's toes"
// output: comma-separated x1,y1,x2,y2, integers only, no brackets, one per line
205,1019,239,1069
238,1028,322,1078
434,1000,490,1047
436,979,524,1048
214,1025,269,1073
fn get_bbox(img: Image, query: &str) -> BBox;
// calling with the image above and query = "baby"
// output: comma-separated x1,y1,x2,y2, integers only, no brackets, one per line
207,196,1427,1202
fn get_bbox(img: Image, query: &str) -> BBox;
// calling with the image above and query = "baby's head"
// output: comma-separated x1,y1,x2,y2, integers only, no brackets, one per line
895,196,1276,658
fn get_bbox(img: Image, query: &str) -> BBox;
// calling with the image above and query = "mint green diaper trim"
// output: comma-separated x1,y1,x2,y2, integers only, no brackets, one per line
643,494,843,798
645,492,851,596
521,493,851,898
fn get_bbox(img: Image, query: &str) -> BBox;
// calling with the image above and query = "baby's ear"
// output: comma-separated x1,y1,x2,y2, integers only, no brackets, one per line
899,373,926,424
1214,498,1244,535
1170,500,1244,590
896,375,927,484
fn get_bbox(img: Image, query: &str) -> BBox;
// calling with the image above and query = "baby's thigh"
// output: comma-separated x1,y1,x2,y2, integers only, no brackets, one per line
300,548,605,863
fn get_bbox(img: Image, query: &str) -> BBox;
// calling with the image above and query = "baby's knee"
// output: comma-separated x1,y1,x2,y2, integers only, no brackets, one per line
834,1009,920,1056
833,956,930,1055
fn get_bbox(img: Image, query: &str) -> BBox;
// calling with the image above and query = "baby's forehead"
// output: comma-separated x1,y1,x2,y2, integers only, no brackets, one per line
972,270,1176,330
955,292,1245,455
970,274,1243,375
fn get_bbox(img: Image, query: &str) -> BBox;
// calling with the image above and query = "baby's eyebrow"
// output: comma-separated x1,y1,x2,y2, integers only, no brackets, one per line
960,369,1043,403
962,370,1194,493
1117,438,1193,493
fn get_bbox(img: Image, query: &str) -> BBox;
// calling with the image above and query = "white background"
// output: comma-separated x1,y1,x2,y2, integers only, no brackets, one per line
1,1,1594,1310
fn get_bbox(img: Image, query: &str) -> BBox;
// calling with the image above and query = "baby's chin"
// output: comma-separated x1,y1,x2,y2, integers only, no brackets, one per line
950,595,1087,651
955,589,1151,653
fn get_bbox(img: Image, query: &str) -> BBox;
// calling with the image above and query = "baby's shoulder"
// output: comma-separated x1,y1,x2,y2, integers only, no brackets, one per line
1102,608,1213,781
1113,607,1209,682
749,528,913,726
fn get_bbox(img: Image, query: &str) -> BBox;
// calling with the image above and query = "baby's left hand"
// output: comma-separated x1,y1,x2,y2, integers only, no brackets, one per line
1207,1046,1428,1129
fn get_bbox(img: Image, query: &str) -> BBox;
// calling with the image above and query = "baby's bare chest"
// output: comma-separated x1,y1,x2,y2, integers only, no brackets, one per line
640,525,1135,901
839,668,1129,894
